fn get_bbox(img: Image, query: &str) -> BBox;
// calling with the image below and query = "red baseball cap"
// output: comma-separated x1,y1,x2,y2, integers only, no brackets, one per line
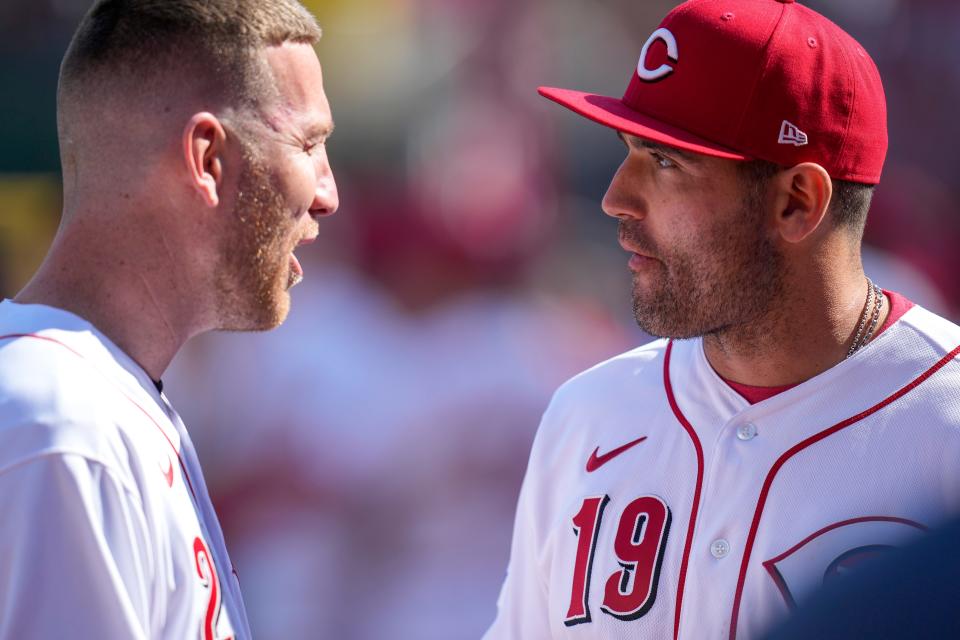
539,0,888,184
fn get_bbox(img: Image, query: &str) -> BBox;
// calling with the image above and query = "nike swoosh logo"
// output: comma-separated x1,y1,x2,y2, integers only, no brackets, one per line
586,436,648,473
160,457,174,487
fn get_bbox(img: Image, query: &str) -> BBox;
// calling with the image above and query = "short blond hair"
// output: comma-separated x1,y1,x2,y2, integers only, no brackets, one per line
58,0,321,120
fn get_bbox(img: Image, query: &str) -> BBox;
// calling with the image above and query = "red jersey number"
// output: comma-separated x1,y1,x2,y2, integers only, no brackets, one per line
564,496,610,626
193,537,231,640
600,496,671,619
566,495,672,626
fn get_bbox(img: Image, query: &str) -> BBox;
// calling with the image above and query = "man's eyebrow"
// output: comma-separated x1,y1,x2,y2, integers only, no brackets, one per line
617,131,699,163
305,121,335,140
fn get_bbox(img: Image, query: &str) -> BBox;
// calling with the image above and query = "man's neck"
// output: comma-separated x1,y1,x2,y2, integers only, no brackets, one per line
13,231,202,380
703,270,891,388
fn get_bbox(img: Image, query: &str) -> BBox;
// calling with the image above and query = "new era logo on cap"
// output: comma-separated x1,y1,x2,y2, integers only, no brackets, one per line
778,120,808,147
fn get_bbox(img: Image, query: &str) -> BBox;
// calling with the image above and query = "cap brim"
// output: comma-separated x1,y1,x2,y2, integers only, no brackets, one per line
538,86,749,161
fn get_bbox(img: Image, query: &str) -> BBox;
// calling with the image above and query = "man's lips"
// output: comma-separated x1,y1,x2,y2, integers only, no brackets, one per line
288,236,316,288
618,239,657,259
628,253,659,271
617,239,660,271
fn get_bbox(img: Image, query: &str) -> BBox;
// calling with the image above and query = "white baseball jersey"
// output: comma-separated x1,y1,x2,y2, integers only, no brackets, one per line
0,300,250,640
486,294,960,639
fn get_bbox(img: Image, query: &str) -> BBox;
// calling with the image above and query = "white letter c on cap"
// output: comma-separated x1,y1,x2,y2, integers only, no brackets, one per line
637,28,679,82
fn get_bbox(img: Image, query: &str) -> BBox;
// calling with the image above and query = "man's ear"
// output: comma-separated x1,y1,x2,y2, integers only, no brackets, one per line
182,113,227,208
770,162,833,244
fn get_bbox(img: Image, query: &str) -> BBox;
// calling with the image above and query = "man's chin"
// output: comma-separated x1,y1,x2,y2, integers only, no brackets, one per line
632,305,723,341
216,291,291,333
251,295,291,332
631,292,708,340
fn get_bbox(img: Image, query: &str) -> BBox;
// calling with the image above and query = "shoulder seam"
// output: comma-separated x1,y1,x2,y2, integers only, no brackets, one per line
0,449,143,501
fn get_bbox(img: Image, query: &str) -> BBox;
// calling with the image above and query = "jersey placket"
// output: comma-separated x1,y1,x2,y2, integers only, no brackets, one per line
667,339,807,639
663,339,741,639
678,408,789,639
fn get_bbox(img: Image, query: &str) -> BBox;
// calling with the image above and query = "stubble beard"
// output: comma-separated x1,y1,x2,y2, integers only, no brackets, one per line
214,147,294,332
627,198,786,343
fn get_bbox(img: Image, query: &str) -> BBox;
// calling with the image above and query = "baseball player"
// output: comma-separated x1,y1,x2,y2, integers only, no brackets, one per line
0,1,337,638
485,1,960,638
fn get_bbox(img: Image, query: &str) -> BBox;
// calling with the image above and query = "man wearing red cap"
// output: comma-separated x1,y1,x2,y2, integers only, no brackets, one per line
486,1,960,638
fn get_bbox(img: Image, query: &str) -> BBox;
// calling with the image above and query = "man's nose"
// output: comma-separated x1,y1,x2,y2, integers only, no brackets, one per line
601,161,646,221
311,153,339,217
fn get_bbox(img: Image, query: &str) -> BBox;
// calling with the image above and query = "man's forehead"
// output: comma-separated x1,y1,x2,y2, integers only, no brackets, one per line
263,44,326,99
261,42,333,137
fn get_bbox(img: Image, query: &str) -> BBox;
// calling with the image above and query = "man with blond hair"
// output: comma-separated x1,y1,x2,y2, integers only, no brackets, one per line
0,0,338,637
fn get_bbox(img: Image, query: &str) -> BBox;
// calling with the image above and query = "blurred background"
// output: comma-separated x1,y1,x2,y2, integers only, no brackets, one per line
1,0,957,637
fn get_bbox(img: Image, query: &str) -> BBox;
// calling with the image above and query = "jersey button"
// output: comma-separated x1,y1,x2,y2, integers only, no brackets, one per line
710,538,731,559
736,422,758,441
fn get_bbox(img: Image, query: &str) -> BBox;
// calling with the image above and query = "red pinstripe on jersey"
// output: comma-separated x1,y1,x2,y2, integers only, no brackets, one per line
728,343,960,638
662,340,704,640
0,333,198,499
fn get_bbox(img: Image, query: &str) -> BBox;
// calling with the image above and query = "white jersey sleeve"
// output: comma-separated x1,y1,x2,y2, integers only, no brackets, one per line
0,453,151,639
0,301,249,640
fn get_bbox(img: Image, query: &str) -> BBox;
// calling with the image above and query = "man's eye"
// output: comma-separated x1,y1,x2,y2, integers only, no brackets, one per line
650,152,676,169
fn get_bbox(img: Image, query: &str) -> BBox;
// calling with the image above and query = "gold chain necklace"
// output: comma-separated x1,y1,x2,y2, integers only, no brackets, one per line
846,277,884,359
